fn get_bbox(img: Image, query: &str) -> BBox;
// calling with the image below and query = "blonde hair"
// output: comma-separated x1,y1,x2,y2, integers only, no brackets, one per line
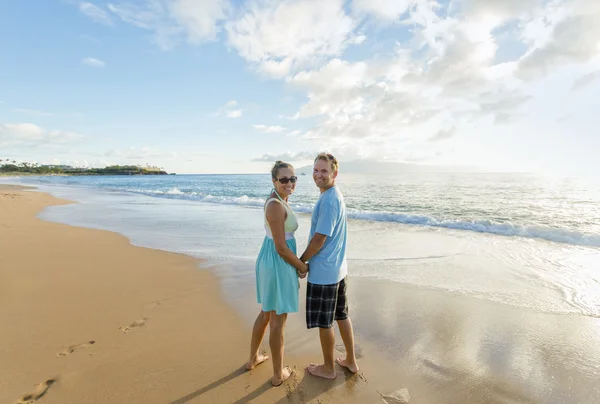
271,160,294,179
314,153,339,172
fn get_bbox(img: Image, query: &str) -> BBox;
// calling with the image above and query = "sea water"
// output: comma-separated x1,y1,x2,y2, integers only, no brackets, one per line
5,172,600,318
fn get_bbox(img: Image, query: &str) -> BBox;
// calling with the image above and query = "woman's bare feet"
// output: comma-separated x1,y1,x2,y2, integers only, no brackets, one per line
246,353,269,370
335,357,359,373
306,363,336,379
271,366,293,386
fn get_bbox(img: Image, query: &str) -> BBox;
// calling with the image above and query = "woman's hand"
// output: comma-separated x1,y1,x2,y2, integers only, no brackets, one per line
297,262,309,279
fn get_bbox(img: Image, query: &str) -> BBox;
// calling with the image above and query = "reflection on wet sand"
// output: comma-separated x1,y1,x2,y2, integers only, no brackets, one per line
350,278,600,404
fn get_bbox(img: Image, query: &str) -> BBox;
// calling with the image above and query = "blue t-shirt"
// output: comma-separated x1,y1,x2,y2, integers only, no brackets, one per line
307,186,348,285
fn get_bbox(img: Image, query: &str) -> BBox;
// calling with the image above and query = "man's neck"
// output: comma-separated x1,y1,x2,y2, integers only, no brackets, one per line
319,183,335,193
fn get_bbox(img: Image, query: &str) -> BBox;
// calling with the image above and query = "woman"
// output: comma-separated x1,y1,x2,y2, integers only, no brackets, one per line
245,161,309,386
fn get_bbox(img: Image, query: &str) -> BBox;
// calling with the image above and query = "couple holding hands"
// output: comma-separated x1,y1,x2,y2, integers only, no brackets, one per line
245,153,359,386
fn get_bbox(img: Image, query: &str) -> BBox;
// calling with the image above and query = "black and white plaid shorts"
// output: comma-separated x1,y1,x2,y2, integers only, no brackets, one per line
306,277,348,329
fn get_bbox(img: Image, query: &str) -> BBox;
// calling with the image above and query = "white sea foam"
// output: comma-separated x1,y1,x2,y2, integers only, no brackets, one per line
120,188,600,247
13,172,599,250
344,209,600,247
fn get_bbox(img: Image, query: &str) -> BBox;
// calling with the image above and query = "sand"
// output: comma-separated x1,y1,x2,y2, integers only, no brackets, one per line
0,185,382,404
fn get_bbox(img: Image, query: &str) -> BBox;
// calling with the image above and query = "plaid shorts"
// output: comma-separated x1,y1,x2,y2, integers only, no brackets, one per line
306,277,348,329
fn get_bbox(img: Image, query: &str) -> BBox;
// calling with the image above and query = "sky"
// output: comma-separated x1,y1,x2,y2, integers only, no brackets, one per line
0,0,599,175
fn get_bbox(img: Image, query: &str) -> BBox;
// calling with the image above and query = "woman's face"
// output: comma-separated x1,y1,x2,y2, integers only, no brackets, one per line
272,167,297,198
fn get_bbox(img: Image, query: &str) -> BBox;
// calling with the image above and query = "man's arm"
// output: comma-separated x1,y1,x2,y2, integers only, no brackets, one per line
299,200,338,274
299,233,327,264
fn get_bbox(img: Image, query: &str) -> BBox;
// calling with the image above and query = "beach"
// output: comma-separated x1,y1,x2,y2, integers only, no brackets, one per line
0,185,382,403
1,183,599,404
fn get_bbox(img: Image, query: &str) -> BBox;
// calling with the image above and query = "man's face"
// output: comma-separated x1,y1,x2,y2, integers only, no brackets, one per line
313,159,337,190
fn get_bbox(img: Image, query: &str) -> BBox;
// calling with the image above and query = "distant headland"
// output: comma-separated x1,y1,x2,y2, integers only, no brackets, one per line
0,160,172,176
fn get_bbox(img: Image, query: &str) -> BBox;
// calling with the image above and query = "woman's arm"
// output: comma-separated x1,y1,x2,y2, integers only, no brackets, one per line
266,201,308,273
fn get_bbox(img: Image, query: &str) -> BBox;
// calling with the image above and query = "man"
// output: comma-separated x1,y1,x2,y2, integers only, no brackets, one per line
299,152,359,379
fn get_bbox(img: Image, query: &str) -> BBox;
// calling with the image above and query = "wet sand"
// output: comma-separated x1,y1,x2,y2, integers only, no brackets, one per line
223,255,600,404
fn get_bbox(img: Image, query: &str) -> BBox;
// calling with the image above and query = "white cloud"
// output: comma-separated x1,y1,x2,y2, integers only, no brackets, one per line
12,108,54,117
107,0,230,50
280,0,537,159
226,0,357,76
104,146,173,160
82,57,106,68
253,124,286,133
572,70,600,91
169,0,230,43
79,2,113,25
252,150,316,161
516,0,600,80
352,0,412,21
227,109,242,118
289,58,370,92
107,2,158,29
215,99,243,118
461,0,541,19
429,126,456,142
0,123,84,148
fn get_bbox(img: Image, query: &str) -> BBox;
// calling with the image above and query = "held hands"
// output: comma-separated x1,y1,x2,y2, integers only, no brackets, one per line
297,262,309,279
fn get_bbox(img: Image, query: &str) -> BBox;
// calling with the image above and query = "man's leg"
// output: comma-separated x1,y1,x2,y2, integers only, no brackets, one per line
246,310,270,370
333,277,359,373
307,326,337,379
306,281,337,379
335,318,359,373
269,311,292,386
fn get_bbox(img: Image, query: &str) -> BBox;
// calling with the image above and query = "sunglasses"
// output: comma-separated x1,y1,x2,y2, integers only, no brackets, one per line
276,176,298,184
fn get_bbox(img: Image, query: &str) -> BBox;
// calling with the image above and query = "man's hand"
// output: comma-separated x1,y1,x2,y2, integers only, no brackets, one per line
297,262,309,279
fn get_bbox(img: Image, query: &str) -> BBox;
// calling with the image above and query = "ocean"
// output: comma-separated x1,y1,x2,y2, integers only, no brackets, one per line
5,172,600,319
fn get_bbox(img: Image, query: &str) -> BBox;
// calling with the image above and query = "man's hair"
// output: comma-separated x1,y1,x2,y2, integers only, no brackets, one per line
271,160,294,179
314,152,339,172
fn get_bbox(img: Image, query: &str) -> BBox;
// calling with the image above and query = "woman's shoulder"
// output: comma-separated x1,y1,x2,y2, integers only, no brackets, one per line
265,195,284,209
265,192,282,203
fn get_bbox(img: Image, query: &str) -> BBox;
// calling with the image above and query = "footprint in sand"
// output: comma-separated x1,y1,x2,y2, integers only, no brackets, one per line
15,379,56,404
56,340,95,357
119,317,148,334
380,388,411,404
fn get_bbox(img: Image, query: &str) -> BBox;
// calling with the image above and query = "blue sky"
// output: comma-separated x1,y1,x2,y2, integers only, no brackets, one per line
1,0,599,175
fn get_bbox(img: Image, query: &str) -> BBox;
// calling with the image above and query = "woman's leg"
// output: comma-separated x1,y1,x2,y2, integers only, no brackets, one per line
269,311,292,385
246,310,270,370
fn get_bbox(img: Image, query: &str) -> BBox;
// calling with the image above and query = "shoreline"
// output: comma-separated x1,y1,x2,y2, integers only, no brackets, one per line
0,185,380,403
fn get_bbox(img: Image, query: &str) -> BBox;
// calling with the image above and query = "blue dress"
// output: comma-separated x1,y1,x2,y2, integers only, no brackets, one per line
255,191,299,315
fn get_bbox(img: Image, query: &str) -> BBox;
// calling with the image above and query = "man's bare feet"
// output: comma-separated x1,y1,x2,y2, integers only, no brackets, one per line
306,363,336,379
271,366,293,386
335,357,359,373
245,353,269,370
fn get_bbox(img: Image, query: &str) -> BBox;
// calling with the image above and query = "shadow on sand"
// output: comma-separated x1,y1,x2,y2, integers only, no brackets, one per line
171,365,365,404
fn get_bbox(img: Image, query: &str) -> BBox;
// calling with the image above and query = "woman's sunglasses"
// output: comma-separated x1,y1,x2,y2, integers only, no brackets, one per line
276,176,298,184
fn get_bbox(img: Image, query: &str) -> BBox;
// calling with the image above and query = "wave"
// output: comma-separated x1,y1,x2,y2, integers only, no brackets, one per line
122,187,600,248
123,187,267,207
345,208,600,247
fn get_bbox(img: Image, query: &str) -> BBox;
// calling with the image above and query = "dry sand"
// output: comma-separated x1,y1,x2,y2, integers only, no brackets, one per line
0,185,381,404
